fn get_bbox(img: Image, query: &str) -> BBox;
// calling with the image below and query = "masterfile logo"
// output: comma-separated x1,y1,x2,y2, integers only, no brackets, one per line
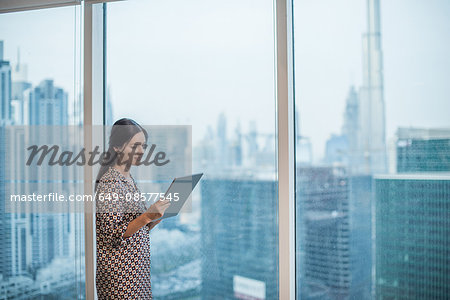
2,125,192,214
26,144,170,167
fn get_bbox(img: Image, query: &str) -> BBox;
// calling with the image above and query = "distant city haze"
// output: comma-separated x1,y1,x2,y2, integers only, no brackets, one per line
0,0,449,161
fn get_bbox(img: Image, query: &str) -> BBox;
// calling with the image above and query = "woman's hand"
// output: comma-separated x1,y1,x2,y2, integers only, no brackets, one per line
148,219,161,231
145,197,171,222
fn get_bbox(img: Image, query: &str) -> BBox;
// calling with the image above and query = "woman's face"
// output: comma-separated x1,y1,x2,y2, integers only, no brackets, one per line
114,131,147,166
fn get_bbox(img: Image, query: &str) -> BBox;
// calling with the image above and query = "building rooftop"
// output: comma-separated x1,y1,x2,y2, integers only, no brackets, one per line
396,127,450,140
374,173,450,180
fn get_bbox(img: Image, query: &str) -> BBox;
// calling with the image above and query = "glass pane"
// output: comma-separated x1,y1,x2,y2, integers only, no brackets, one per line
104,0,278,299
0,6,84,299
294,0,450,299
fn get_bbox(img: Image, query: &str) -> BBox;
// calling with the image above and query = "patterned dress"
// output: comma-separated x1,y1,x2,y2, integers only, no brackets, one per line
96,166,153,299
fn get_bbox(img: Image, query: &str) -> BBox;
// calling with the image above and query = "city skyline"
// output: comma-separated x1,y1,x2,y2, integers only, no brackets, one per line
1,0,450,161
1,1,449,299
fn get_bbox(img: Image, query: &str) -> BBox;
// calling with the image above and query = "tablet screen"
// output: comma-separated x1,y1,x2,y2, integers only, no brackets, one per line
151,173,203,221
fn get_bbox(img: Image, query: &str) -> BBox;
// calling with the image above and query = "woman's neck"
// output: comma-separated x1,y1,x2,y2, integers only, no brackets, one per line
113,164,131,179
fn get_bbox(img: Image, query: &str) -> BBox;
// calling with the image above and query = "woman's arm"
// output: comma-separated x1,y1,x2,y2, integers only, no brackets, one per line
96,180,169,247
147,219,161,231
123,213,152,238
124,199,170,238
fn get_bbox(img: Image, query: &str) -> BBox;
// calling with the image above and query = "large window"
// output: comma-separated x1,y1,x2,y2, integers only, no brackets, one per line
0,5,84,299
2,0,448,299
294,0,450,299
105,0,279,299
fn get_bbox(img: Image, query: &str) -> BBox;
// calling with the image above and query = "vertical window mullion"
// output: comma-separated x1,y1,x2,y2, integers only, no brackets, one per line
275,0,295,299
83,2,104,299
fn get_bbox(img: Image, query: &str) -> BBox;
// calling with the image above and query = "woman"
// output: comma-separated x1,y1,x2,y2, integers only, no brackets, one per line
95,118,170,299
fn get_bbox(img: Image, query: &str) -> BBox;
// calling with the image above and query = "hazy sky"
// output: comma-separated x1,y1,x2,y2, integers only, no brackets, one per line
106,0,275,146
1,0,449,161
0,6,79,122
294,0,450,160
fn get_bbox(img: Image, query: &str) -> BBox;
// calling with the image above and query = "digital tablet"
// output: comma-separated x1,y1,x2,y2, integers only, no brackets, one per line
151,173,203,221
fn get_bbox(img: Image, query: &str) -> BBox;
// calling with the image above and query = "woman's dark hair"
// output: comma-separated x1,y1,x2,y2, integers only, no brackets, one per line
95,118,148,191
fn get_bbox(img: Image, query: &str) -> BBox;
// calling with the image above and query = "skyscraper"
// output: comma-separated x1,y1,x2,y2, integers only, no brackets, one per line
201,176,278,300
331,1,386,175
325,134,348,166
375,126,450,299
20,78,71,277
216,112,228,168
347,175,372,300
358,0,387,174
342,86,360,173
0,41,13,281
11,49,31,125
0,125,13,280
29,79,68,125
374,174,450,299
394,127,450,173
0,41,12,123
230,121,243,167
296,166,351,300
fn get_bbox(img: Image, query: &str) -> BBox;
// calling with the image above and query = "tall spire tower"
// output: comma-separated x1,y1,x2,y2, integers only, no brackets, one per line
358,0,387,174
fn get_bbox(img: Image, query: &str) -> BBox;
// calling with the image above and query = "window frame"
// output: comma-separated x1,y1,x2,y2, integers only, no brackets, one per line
0,0,80,13
0,0,296,298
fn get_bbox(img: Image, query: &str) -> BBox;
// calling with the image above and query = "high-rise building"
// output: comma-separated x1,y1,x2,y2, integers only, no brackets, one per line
333,0,386,175
0,41,14,280
375,126,450,299
5,126,32,277
296,166,351,300
11,49,31,125
394,127,450,173
0,125,13,280
246,120,258,166
11,82,31,125
325,134,348,166
348,175,372,300
216,112,228,168
20,79,71,275
29,79,68,125
230,121,243,167
342,86,359,148
201,176,278,300
374,174,450,299
341,86,361,173
0,41,12,123
0,40,80,300
358,0,387,174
